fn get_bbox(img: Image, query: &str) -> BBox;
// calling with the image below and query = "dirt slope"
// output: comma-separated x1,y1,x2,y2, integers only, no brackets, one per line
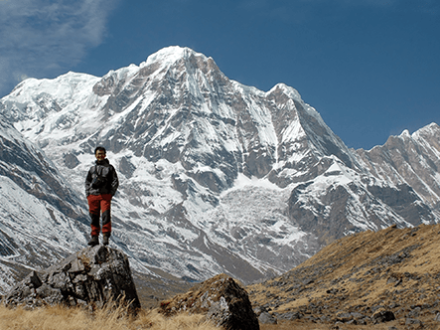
247,224,440,329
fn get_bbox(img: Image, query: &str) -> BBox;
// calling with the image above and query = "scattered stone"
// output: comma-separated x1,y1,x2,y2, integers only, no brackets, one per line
258,312,277,324
253,305,267,316
3,246,140,311
320,315,332,322
350,312,366,320
304,314,319,322
372,310,395,323
278,311,303,320
326,288,339,294
159,274,259,330
371,305,385,313
408,307,421,318
389,302,400,309
336,312,353,322
405,318,422,325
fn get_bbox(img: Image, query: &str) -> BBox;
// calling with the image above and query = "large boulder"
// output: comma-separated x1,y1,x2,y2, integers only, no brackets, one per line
159,273,259,330
3,245,140,311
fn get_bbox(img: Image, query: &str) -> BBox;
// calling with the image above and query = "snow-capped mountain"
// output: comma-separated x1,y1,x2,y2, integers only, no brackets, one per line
0,46,439,290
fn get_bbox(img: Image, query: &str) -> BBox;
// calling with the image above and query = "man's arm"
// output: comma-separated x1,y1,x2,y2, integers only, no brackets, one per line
110,166,119,196
85,168,93,197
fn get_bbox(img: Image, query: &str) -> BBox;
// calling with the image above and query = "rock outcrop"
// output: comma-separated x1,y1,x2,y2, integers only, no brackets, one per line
4,245,140,311
159,273,259,330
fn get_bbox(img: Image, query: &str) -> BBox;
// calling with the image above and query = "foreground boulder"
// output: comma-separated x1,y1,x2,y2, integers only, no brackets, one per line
4,245,140,310
159,274,259,330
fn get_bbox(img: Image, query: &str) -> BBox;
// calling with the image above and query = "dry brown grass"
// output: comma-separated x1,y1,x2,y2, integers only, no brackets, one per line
0,303,218,330
247,224,440,329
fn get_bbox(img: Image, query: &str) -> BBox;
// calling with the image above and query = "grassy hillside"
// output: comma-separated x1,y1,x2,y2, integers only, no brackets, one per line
247,223,440,329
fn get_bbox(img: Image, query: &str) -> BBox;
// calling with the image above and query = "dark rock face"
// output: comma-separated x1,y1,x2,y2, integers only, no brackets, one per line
159,273,259,330
4,246,140,310
63,153,80,169
372,310,396,323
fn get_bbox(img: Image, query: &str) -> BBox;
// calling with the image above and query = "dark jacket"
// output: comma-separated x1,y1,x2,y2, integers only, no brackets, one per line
85,159,119,197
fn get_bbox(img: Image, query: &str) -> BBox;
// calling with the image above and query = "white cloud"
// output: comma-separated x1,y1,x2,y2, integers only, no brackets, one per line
0,0,119,97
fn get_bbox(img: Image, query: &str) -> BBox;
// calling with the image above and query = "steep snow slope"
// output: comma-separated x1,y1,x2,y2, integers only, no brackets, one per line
0,115,90,292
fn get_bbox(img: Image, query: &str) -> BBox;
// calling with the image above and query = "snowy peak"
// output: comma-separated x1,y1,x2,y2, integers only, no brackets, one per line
1,72,102,145
6,71,99,112
376,123,440,149
412,122,440,142
142,46,219,73
93,46,226,97
267,83,303,103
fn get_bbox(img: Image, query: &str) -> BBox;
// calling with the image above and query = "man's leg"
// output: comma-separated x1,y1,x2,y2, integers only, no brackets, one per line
87,195,101,245
101,194,112,245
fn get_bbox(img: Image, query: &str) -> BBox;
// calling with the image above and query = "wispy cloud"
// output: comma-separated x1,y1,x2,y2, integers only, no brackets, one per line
0,0,119,97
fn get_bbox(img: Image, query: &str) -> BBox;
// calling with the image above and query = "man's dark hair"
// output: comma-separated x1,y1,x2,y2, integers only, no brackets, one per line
94,146,106,154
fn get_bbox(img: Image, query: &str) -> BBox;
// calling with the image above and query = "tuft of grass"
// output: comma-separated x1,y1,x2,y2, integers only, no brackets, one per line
0,303,218,330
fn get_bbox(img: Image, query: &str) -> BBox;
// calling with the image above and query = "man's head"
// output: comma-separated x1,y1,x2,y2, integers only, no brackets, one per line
94,146,106,161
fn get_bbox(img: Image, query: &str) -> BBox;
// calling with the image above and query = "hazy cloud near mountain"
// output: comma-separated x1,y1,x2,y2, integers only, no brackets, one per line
0,0,119,97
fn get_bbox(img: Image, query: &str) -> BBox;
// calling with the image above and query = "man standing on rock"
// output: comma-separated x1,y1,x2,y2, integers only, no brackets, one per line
85,146,119,246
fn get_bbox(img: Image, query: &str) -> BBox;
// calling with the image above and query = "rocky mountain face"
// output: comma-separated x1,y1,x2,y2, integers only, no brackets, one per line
0,46,439,289
356,124,440,213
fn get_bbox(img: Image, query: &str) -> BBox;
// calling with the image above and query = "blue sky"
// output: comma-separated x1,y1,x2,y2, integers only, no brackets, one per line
1,0,439,150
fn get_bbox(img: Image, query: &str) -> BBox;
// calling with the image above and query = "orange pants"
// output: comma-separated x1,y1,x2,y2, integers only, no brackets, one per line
87,194,112,236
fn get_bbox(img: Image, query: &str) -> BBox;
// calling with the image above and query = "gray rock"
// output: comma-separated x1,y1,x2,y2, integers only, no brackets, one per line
372,310,395,323
258,312,277,324
159,274,259,330
336,312,353,322
408,307,421,318
405,318,422,325
253,306,266,316
371,305,385,313
63,153,80,169
4,245,140,311
278,311,303,320
350,312,366,319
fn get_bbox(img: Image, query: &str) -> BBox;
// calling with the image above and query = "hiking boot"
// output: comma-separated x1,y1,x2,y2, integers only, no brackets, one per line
103,233,110,246
88,236,99,246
